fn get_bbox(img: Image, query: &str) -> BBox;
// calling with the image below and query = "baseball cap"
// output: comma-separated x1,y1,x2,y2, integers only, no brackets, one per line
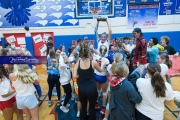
133,28,142,33
84,36,88,40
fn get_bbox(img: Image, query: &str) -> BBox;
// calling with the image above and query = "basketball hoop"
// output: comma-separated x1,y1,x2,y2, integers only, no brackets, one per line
88,1,107,21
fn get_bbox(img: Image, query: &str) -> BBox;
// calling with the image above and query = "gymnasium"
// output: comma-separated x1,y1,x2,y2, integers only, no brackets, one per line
0,0,180,120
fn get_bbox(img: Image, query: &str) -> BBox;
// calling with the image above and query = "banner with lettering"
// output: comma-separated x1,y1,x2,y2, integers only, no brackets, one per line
159,0,175,15
31,32,54,56
114,0,126,17
175,0,180,14
127,4,159,28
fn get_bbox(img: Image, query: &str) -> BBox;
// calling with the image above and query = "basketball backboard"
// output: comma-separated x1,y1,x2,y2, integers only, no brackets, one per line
75,0,114,19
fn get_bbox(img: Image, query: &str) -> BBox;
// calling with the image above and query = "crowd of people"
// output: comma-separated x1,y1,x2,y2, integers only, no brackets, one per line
0,19,179,120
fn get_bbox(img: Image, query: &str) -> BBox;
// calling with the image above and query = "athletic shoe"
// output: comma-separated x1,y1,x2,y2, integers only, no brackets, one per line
60,106,69,113
103,118,108,120
77,111,80,117
61,101,70,107
48,101,54,107
100,107,106,114
95,103,100,109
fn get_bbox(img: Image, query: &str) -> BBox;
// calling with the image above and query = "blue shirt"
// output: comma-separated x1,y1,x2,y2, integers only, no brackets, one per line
106,51,115,64
47,58,60,76
147,47,159,63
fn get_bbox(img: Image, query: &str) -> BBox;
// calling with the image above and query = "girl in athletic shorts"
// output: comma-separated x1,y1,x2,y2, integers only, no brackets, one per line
94,45,109,114
0,65,23,120
9,64,39,120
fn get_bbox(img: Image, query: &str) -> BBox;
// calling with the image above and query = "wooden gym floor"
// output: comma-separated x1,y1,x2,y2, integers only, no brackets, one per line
0,64,179,120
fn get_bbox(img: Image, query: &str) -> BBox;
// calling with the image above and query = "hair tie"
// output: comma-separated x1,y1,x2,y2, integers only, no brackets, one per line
154,71,159,74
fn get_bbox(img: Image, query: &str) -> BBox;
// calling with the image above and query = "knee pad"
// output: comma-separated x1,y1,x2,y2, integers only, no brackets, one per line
106,103,109,110
102,92,107,96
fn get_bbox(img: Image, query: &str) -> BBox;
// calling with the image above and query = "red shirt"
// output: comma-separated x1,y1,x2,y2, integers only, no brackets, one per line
134,37,147,64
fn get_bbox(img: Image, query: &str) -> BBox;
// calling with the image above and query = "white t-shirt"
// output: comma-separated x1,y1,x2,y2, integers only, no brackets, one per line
136,78,174,120
59,55,71,85
124,44,130,52
68,56,75,64
129,44,135,53
93,54,109,76
0,77,15,101
97,39,110,57
12,79,36,96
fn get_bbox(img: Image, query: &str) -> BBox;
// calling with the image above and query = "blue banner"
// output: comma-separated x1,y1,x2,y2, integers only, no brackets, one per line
0,0,79,28
127,4,159,28
114,0,126,17
0,56,47,64
159,0,175,15
175,0,180,14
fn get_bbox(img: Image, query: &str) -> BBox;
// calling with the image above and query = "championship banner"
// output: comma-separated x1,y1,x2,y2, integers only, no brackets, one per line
159,0,175,15
3,33,26,49
31,32,54,56
127,4,159,28
114,0,126,17
175,0,180,14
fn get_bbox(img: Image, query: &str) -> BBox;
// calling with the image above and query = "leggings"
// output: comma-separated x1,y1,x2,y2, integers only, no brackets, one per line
47,74,61,100
78,84,98,120
62,83,72,106
135,109,152,120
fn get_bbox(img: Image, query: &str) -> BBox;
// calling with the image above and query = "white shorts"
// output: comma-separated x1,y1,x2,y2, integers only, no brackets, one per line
16,94,38,109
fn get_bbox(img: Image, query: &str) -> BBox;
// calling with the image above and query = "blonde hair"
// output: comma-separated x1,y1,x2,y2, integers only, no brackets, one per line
111,53,123,74
161,36,170,45
14,64,38,84
115,62,129,78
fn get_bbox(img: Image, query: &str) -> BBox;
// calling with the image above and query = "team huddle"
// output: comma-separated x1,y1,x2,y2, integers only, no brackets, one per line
0,19,179,120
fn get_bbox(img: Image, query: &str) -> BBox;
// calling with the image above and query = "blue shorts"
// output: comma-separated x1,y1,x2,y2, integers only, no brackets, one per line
95,74,107,83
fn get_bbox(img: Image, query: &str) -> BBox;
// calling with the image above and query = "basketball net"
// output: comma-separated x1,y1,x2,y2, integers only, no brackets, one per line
90,7,101,19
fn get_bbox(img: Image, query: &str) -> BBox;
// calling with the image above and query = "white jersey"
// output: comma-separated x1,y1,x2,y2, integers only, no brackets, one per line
0,77,15,101
97,39,110,57
93,54,109,76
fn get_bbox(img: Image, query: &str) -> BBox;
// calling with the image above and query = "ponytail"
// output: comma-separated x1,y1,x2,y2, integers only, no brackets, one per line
151,71,166,97
159,53,172,69
165,60,172,69
147,63,166,98
111,62,118,74
110,53,123,73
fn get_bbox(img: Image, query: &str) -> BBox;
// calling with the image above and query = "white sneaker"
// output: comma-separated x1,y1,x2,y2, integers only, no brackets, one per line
103,118,108,120
60,106,69,113
61,101,70,107
76,111,80,117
